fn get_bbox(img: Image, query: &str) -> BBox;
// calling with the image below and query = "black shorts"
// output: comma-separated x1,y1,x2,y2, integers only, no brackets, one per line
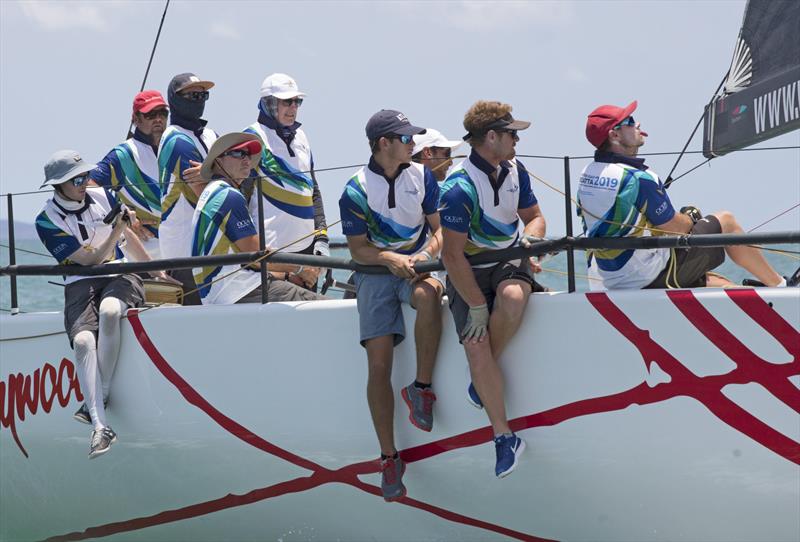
64,274,145,346
645,215,725,289
446,259,536,340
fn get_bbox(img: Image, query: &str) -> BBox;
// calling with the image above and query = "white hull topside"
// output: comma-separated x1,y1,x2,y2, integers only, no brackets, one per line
1,287,799,542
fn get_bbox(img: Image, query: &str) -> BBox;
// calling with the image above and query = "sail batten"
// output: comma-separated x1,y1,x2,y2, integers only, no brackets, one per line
703,0,800,158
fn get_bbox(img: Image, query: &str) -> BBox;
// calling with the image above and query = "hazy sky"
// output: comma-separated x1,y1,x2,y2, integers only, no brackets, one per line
1,0,798,236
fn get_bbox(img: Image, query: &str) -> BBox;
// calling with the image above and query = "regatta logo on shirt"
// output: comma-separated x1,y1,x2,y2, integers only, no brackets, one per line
235,220,252,229
579,174,618,189
405,187,419,195
444,215,463,224
506,184,519,193
655,201,669,215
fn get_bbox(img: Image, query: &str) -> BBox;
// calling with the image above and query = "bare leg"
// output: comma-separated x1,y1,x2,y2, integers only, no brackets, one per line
714,211,782,286
365,335,397,456
465,338,510,435
489,279,533,361
410,278,443,384
97,297,127,402
74,330,107,430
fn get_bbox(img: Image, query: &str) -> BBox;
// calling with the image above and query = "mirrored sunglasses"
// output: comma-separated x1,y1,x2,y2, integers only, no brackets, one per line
388,134,414,144
181,90,210,102
69,174,89,187
142,108,169,120
220,149,251,159
614,116,636,129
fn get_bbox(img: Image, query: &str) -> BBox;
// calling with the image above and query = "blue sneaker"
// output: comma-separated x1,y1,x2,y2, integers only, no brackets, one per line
494,433,525,478
467,382,483,409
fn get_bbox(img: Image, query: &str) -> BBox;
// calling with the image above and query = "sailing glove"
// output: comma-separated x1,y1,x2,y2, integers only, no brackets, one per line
461,304,490,342
313,239,330,258
680,206,703,225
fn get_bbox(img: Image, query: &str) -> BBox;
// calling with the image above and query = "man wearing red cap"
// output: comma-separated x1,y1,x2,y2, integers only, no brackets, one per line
90,90,168,259
577,101,786,289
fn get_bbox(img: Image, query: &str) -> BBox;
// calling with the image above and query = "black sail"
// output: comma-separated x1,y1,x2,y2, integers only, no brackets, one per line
703,0,800,158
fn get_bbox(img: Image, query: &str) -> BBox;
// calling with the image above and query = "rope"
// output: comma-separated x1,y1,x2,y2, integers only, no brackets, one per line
748,203,800,232
0,243,51,258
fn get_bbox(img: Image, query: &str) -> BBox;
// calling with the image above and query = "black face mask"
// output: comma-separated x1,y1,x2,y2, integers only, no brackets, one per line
168,89,206,121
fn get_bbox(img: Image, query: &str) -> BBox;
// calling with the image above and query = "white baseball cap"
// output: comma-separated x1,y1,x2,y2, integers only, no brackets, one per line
260,73,307,99
412,128,462,156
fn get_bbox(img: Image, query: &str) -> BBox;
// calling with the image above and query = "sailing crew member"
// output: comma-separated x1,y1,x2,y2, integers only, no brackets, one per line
577,100,789,290
439,100,545,479
339,110,444,502
242,73,328,292
35,150,172,459
412,128,462,181
90,90,167,259
158,72,218,304
192,133,325,304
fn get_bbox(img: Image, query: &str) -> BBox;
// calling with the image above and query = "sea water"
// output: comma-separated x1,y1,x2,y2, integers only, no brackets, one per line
1,238,798,313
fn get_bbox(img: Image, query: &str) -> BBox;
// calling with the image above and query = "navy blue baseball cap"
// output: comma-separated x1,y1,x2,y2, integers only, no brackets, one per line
365,109,426,140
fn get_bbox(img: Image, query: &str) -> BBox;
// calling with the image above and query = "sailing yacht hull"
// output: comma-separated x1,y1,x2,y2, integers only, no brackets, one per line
1,288,798,542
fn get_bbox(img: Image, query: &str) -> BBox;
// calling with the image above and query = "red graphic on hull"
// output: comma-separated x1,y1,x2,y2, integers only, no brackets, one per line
41,289,799,541
0,357,83,458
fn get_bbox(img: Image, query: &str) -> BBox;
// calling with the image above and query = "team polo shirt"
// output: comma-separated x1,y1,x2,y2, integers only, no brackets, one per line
191,180,261,305
35,187,124,285
243,121,317,252
158,124,218,259
339,159,439,255
576,150,675,290
439,151,537,265
92,131,161,253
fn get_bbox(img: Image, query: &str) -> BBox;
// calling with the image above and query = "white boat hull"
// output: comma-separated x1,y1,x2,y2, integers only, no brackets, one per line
1,288,798,541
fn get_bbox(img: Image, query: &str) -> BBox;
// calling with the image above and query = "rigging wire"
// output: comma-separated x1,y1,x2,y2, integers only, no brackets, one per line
2,145,799,199
125,0,171,138
748,203,800,232
663,72,728,189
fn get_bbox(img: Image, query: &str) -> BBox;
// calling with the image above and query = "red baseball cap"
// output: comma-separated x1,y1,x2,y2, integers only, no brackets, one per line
133,90,168,114
585,100,637,148
227,139,262,156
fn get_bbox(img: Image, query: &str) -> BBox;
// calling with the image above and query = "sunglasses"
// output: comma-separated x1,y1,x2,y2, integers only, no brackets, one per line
279,97,304,107
69,174,89,187
497,129,518,138
180,90,210,102
432,148,452,158
387,134,414,144
614,116,636,129
220,149,251,159
141,108,169,120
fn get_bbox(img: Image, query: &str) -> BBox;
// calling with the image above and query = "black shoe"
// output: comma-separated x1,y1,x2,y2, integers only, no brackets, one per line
787,266,800,287
73,404,91,425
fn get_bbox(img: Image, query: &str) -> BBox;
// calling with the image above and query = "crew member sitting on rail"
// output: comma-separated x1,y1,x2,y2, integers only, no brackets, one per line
339,110,444,502
158,72,219,304
91,90,168,260
577,100,789,290
439,100,545,479
242,73,328,292
35,150,173,460
192,133,325,304
412,128,463,182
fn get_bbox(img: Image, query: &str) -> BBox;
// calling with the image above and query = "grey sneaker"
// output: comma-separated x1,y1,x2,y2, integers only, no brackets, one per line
88,427,117,460
401,384,436,432
380,456,406,502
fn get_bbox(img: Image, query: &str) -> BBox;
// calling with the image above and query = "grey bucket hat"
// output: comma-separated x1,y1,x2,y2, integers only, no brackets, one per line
40,150,97,189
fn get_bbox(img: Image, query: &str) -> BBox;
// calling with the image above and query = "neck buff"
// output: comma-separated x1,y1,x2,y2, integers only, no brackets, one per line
258,97,301,145
168,85,206,126
53,189,90,213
